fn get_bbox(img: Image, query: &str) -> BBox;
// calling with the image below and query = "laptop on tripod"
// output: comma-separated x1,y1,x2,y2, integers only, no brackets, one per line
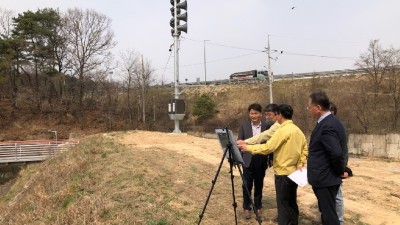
215,128,244,165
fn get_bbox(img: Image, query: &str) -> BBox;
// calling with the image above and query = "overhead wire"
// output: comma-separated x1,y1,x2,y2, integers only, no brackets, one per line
160,49,173,80
183,36,358,61
158,36,359,72
277,51,358,60
178,51,264,68
268,34,364,45
182,37,261,52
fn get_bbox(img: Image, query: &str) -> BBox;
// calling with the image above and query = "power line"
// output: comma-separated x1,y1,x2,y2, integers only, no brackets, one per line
160,50,173,83
280,51,358,60
269,34,364,45
184,36,358,60
182,37,261,52
179,51,264,68
156,37,359,72
155,51,264,71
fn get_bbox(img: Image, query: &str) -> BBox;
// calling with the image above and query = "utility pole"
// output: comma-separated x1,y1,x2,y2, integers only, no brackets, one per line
203,40,210,85
267,35,273,103
153,95,156,122
141,54,146,124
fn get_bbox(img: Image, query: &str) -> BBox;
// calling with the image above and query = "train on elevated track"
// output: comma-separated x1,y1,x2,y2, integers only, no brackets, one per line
229,69,268,81
169,68,367,87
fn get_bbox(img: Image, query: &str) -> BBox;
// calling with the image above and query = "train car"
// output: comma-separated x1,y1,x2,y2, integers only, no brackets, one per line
229,70,267,81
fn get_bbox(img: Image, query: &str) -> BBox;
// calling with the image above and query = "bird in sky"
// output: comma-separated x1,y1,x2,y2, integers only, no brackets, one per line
291,6,296,9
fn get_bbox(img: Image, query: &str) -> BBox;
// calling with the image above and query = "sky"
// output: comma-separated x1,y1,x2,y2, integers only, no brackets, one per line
1,0,400,83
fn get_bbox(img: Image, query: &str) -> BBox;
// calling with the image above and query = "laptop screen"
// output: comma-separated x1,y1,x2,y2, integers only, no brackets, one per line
215,128,244,165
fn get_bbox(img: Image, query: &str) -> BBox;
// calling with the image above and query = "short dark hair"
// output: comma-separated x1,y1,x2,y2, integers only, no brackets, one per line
329,102,337,115
264,103,278,114
277,104,293,119
248,103,262,113
309,90,330,110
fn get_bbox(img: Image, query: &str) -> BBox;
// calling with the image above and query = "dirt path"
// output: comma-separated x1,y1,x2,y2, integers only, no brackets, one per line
119,131,400,225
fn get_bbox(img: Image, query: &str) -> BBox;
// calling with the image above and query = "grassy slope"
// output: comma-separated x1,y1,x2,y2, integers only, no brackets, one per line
0,133,235,225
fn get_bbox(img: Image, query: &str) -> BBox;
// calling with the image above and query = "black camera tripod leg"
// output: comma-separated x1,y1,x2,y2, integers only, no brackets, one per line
197,146,230,225
227,145,239,225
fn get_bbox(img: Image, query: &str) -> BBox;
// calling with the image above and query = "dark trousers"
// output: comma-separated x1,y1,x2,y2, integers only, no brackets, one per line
312,184,340,225
242,155,268,210
275,175,299,225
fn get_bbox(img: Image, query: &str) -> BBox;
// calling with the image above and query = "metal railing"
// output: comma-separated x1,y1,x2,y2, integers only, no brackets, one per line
0,140,80,164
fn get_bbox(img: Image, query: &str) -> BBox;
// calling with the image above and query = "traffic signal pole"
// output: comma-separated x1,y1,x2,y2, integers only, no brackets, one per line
169,0,188,133
173,29,181,133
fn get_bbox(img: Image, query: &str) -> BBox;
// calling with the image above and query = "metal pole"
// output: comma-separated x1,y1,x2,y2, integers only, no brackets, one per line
55,131,58,144
48,130,57,143
174,37,179,100
173,0,181,133
203,40,209,85
153,95,156,122
268,35,273,103
142,54,146,124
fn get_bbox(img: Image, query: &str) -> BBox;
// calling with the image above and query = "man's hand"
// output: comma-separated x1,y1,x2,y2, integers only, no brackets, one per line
237,142,249,152
236,140,246,145
297,165,303,172
341,171,349,179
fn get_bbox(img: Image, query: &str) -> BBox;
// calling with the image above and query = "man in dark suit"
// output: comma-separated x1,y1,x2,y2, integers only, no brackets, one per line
238,103,272,220
307,91,346,225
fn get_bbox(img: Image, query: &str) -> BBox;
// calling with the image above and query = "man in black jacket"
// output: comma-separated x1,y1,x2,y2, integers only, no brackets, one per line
238,103,272,220
307,91,346,225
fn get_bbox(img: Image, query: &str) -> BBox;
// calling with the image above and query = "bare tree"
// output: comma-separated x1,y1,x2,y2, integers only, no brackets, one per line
119,50,156,126
62,8,116,125
134,56,156,124
355,40,392,97
0,8,14,38
0,8,18,117
356,40,400,131
119,49,139,126
97,56,117,130
354,84,371,134
96,72,117,130
386,48,400,130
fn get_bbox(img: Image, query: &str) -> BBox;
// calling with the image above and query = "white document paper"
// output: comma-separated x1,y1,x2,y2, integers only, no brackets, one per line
288,168,308,187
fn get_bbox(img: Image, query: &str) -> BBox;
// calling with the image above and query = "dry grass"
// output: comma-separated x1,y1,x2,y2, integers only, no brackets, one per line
0,132,233,224
0,131,399,225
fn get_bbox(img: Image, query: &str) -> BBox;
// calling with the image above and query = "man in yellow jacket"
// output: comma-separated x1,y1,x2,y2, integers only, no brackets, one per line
238,104,308,225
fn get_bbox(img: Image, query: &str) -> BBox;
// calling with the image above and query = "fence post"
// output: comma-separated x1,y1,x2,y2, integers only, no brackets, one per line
14,143,17,160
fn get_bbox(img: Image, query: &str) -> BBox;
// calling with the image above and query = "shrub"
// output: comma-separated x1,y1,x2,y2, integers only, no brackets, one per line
192,94,216,118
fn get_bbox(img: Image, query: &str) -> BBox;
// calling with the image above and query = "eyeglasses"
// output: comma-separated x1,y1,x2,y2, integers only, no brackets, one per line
264,112,277,118
307,104,320,111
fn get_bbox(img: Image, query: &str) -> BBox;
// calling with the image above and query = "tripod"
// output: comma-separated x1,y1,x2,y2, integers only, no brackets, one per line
197,130,262,225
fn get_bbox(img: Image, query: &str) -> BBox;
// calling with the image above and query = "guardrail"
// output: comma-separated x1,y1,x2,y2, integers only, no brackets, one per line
0,139,80,164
